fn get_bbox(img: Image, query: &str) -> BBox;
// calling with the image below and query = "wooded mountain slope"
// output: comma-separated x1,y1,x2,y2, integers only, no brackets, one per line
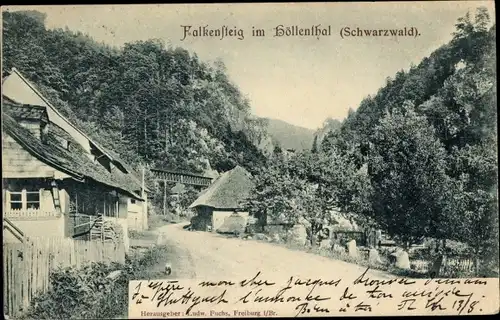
2,10,275,175
318,8,497,250
323,12,496,161
313,117,342,151
263,118,315,151
244,8,497,267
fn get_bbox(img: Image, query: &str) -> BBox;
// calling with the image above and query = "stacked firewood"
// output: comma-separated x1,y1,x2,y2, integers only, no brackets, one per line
90,216,118,242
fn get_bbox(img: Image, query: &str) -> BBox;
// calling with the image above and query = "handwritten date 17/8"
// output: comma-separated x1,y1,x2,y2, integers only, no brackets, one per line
295,302,330,317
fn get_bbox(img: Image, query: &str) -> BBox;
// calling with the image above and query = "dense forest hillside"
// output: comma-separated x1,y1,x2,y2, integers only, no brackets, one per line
313,117,342,151
323,10,496,160
245,7,497,266
263,118,315,151
320,7,497,252
2,10,274,176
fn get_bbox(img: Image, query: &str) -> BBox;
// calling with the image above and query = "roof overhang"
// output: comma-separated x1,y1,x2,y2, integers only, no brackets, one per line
3,68,129,173
4,121,85,182
3,114,142,200
86,178,144,201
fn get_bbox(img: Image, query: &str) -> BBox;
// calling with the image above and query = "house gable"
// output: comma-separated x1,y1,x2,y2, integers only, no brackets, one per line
2,113,143,200
2,68,129,173
2,132,71,179
2,69,145,200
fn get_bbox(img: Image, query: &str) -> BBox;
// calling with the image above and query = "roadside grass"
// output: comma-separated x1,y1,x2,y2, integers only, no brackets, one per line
147,214,187,231
232,234,432,278
147,214,171,230
19,245,176,320
129,229,157,240
243,235,498,278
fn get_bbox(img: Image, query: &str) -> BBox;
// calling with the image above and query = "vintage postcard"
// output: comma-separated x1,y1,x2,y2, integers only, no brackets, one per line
1,2,498,319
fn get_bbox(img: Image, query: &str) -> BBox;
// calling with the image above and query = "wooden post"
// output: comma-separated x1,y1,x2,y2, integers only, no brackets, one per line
74,193,78,237
141,165,147,231
3,179,6,215
163,180,167,216
141,166,145,199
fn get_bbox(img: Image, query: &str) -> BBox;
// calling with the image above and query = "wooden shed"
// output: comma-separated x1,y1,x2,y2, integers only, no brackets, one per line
188,166,254,232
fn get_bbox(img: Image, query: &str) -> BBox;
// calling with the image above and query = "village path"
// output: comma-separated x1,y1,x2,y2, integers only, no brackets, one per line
154,223,394,281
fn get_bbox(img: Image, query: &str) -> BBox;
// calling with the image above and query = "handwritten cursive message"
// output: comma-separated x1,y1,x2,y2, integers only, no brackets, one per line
129,268,499,318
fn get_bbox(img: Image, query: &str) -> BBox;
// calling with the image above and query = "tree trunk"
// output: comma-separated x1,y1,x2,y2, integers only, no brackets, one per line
474,256,481,276
310,223,318,247
474,242,481,275
143,115,147,156
402,238,410,251
165,128,168,152
156,109,160,133
135,116,140,156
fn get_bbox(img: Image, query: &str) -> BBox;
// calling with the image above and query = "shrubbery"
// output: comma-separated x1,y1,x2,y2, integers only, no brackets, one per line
21,246,172,320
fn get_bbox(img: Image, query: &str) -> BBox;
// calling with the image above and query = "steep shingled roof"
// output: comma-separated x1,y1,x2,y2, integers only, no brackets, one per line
99,146,152,193
2,68,130,174
2,112,143,200
2,68,150,194
189,166,254,209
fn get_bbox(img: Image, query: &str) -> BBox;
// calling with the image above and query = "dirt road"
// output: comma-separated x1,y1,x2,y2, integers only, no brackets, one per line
155,223,393,281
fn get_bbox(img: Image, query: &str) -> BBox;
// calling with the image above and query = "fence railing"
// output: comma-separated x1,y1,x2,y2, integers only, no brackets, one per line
410,255,476,276
440,255,476,276
3,236,126,318
3,217,26,243
4,209,61,220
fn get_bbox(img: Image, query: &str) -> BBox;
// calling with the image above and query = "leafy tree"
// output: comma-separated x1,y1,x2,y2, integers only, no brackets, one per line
311,135,318,153
244,147,371,245
317,8,497,259
445,143,498,269
243,156,309,227
367,102,452,248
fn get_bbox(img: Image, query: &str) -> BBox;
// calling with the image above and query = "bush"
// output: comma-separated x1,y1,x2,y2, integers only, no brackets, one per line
22,262,121,319
21,245,173,319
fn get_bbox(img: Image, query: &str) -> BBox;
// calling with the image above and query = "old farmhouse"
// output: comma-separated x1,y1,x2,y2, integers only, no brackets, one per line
2,68,149,249
189,165,254,232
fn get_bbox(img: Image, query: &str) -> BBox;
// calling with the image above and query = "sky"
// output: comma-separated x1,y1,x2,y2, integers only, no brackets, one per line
3,2,496,130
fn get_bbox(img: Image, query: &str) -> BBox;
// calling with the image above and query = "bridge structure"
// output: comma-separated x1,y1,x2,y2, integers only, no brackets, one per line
150,168,214,188
150,168,215,216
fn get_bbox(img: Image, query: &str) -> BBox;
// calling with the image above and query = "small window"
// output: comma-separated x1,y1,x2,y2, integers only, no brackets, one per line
131,199,136,204
26,191,40,210
9,192,23,210
7,189,41,210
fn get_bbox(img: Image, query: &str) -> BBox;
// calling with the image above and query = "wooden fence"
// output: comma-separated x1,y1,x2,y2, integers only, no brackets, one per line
439,255,476,276
3,236,125,318
4,209,61,220
411,255,476,277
